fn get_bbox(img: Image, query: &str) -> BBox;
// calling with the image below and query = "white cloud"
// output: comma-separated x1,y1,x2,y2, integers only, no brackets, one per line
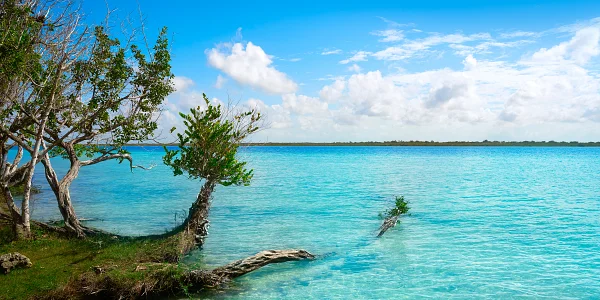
463,54,477,70
372,32,491,61
348,64,362,73
207,42,298,94
319,80,346,103
322,49,342,55
530,27,600,65
215,74,227,89
177,19,600,142
377,17,413,28
246,98,292,129
282,94,329,115
344,71,405,117
340,51,371,64
500,31,538,39
289,58,302,62
426,80,471,108
172,76,194,92
371,29,404,42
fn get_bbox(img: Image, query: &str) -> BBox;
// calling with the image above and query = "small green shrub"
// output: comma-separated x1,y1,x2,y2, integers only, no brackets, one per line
379,195,410,219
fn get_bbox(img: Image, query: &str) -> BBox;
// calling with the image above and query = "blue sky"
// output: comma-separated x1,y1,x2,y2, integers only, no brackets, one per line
84,0,600,142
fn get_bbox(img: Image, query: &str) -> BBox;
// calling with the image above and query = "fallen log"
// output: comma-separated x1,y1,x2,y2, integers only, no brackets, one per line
185,249,315,288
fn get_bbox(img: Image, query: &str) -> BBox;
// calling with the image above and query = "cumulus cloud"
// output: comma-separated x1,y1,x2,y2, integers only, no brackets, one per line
344,71,405,117
529,27,600,65
319,80,346,103
463,54,477,70
426,81,471,108
166,19,600,142
282,94,329,115
207,42,298,94
246,98,292,129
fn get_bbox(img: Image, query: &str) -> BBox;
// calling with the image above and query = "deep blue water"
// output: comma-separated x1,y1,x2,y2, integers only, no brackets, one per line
17,146,600,298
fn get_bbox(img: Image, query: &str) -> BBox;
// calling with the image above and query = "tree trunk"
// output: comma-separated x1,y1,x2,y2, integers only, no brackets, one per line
178,179,216,255
184,249,315,288
41,146,85,238
1,186,27,239
19,94,52,239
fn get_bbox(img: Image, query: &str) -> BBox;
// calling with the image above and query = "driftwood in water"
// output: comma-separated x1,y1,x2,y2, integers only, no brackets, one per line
185,249,315,288
377,195,410,237
377,215,399,237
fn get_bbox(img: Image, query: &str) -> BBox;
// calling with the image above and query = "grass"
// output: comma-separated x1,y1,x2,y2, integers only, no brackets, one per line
0,195,199,300
0,221,192,299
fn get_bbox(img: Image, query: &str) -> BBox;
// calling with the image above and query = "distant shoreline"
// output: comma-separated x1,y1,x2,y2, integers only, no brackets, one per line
126,141,600,147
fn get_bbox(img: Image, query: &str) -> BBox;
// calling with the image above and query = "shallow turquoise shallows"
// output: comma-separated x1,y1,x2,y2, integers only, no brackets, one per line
20,146,600,299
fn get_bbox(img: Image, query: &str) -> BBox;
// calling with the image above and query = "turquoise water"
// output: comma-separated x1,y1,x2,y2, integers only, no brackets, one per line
21,146,600,298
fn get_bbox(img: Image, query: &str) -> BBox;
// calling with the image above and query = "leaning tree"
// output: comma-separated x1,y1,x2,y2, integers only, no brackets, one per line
163,93,262,255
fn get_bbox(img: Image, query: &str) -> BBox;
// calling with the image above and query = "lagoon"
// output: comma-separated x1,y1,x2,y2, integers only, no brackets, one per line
24,146,600,298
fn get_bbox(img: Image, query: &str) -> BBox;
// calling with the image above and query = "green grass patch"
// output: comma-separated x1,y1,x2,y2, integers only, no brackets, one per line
0,221,190,299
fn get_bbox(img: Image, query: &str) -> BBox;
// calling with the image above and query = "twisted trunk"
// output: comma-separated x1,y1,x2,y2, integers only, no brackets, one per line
178,179,216,255
41,145,85,238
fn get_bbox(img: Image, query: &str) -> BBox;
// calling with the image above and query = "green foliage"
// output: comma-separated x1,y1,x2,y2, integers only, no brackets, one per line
379,195,410,219
0,0,45,120
163,94,261,186
47,25,174,159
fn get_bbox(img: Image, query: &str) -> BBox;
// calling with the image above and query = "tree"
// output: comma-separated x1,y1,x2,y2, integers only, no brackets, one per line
0,0,83,238
164,94,261,255
37,24,174,238
0,0,174,238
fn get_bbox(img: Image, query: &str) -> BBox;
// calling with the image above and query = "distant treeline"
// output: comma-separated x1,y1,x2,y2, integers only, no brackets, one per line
130,140,600,147
242,141,600,147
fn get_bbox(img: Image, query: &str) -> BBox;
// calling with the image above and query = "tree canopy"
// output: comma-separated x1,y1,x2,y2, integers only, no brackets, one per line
164,94,261,186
